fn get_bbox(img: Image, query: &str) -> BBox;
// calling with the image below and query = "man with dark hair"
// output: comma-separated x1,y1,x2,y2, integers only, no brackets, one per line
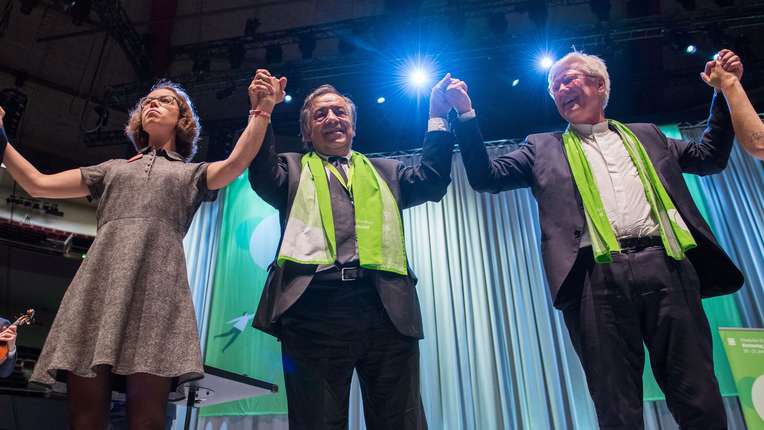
449,51,745,429
248,74,462,429
0,317,18,378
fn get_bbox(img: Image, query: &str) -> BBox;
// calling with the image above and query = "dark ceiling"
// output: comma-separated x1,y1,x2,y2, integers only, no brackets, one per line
1,0,763,170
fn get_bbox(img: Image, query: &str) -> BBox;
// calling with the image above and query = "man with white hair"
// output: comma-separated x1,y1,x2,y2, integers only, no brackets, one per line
447,51,745,428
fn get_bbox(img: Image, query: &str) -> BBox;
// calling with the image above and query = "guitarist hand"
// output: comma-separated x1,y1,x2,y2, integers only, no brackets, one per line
0,326,17,359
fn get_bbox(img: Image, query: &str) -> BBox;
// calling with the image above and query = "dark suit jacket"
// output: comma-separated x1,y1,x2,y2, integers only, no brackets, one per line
0,318,16,378
248,127,455,339
456,94,744,308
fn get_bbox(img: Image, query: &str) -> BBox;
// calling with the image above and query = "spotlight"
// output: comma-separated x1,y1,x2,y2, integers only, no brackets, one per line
538,55,554,70
265,45,283,64
512,79,520,87
377,96,386,104
244,18,260,37
397,56,437,94
298,33,317,60
685,44,697,54
408,68,430,89
284,94,293,103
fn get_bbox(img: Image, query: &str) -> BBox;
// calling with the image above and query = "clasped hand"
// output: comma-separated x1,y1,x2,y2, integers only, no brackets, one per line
429,73,473,118
248,69,288,113
700,49,743,91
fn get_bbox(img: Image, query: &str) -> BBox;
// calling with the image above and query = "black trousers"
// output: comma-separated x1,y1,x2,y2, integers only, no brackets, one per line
562,246,726,429
279,279,427,430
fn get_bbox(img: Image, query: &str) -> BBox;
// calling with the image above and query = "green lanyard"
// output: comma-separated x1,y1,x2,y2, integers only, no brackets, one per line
323,157,354,195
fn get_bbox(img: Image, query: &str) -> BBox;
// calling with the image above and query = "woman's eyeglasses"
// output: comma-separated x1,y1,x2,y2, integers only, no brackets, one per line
139,95,179,109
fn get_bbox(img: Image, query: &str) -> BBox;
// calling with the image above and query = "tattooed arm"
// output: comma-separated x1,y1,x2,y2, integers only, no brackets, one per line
701,50,764,160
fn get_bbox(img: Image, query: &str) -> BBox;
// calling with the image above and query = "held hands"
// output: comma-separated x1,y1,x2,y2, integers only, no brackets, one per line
248,69,288,113
700,49,743,91
429,73,473,119
0,326,16,353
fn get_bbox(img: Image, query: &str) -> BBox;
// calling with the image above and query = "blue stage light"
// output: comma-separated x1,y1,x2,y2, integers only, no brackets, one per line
685,45,697,54
538,55,554,70
512,78,520,87
377,96,386,104
284,94,293,103
408,67,430,89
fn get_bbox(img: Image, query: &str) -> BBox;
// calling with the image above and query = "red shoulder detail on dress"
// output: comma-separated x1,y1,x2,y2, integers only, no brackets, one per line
127,154,143,163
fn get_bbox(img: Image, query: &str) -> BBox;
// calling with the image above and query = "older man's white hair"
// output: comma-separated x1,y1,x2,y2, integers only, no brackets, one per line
547,52,611,108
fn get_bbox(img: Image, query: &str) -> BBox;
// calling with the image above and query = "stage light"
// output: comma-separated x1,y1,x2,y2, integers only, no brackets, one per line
512,79,520,87
298,33,317,60
408,67,430,89
685,44,697,54
265,45,283,64
284,94,293,103
377,96,386,104
397,56,437,95
538,55,554,70
244,18,260,37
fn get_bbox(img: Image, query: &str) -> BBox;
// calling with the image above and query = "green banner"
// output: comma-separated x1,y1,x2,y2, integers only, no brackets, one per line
641,125,743,401
719,328,764,429
200,173,287,416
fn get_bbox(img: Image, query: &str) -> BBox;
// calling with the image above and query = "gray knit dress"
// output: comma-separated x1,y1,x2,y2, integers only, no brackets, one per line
31,147,216,393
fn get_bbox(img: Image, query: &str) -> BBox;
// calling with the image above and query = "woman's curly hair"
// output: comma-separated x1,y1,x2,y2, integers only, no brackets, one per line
124,80,200,162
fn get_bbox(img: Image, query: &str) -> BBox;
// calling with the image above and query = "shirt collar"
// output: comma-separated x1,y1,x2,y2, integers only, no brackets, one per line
569,120,610,137
316,150,352,161
138,145,185,162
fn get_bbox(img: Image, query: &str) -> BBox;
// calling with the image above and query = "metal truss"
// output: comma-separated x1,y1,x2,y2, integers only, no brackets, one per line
104,1,764,109
91,0,151,80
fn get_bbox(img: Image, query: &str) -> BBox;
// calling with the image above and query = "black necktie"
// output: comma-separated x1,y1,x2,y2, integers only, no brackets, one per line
328,156,349,183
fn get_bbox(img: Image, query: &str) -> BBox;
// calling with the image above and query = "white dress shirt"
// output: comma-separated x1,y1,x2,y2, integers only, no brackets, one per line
569,121,659,247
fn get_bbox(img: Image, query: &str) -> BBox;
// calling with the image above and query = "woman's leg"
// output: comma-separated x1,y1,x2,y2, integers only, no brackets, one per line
67,365,112,430
125,372,172,430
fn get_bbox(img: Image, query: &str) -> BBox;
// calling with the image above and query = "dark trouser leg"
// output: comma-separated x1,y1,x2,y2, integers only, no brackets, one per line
279,282,369,430
67,365,113,430
635,248,726,429
562,247,726,430
355,311,426,430
562,253,646,430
